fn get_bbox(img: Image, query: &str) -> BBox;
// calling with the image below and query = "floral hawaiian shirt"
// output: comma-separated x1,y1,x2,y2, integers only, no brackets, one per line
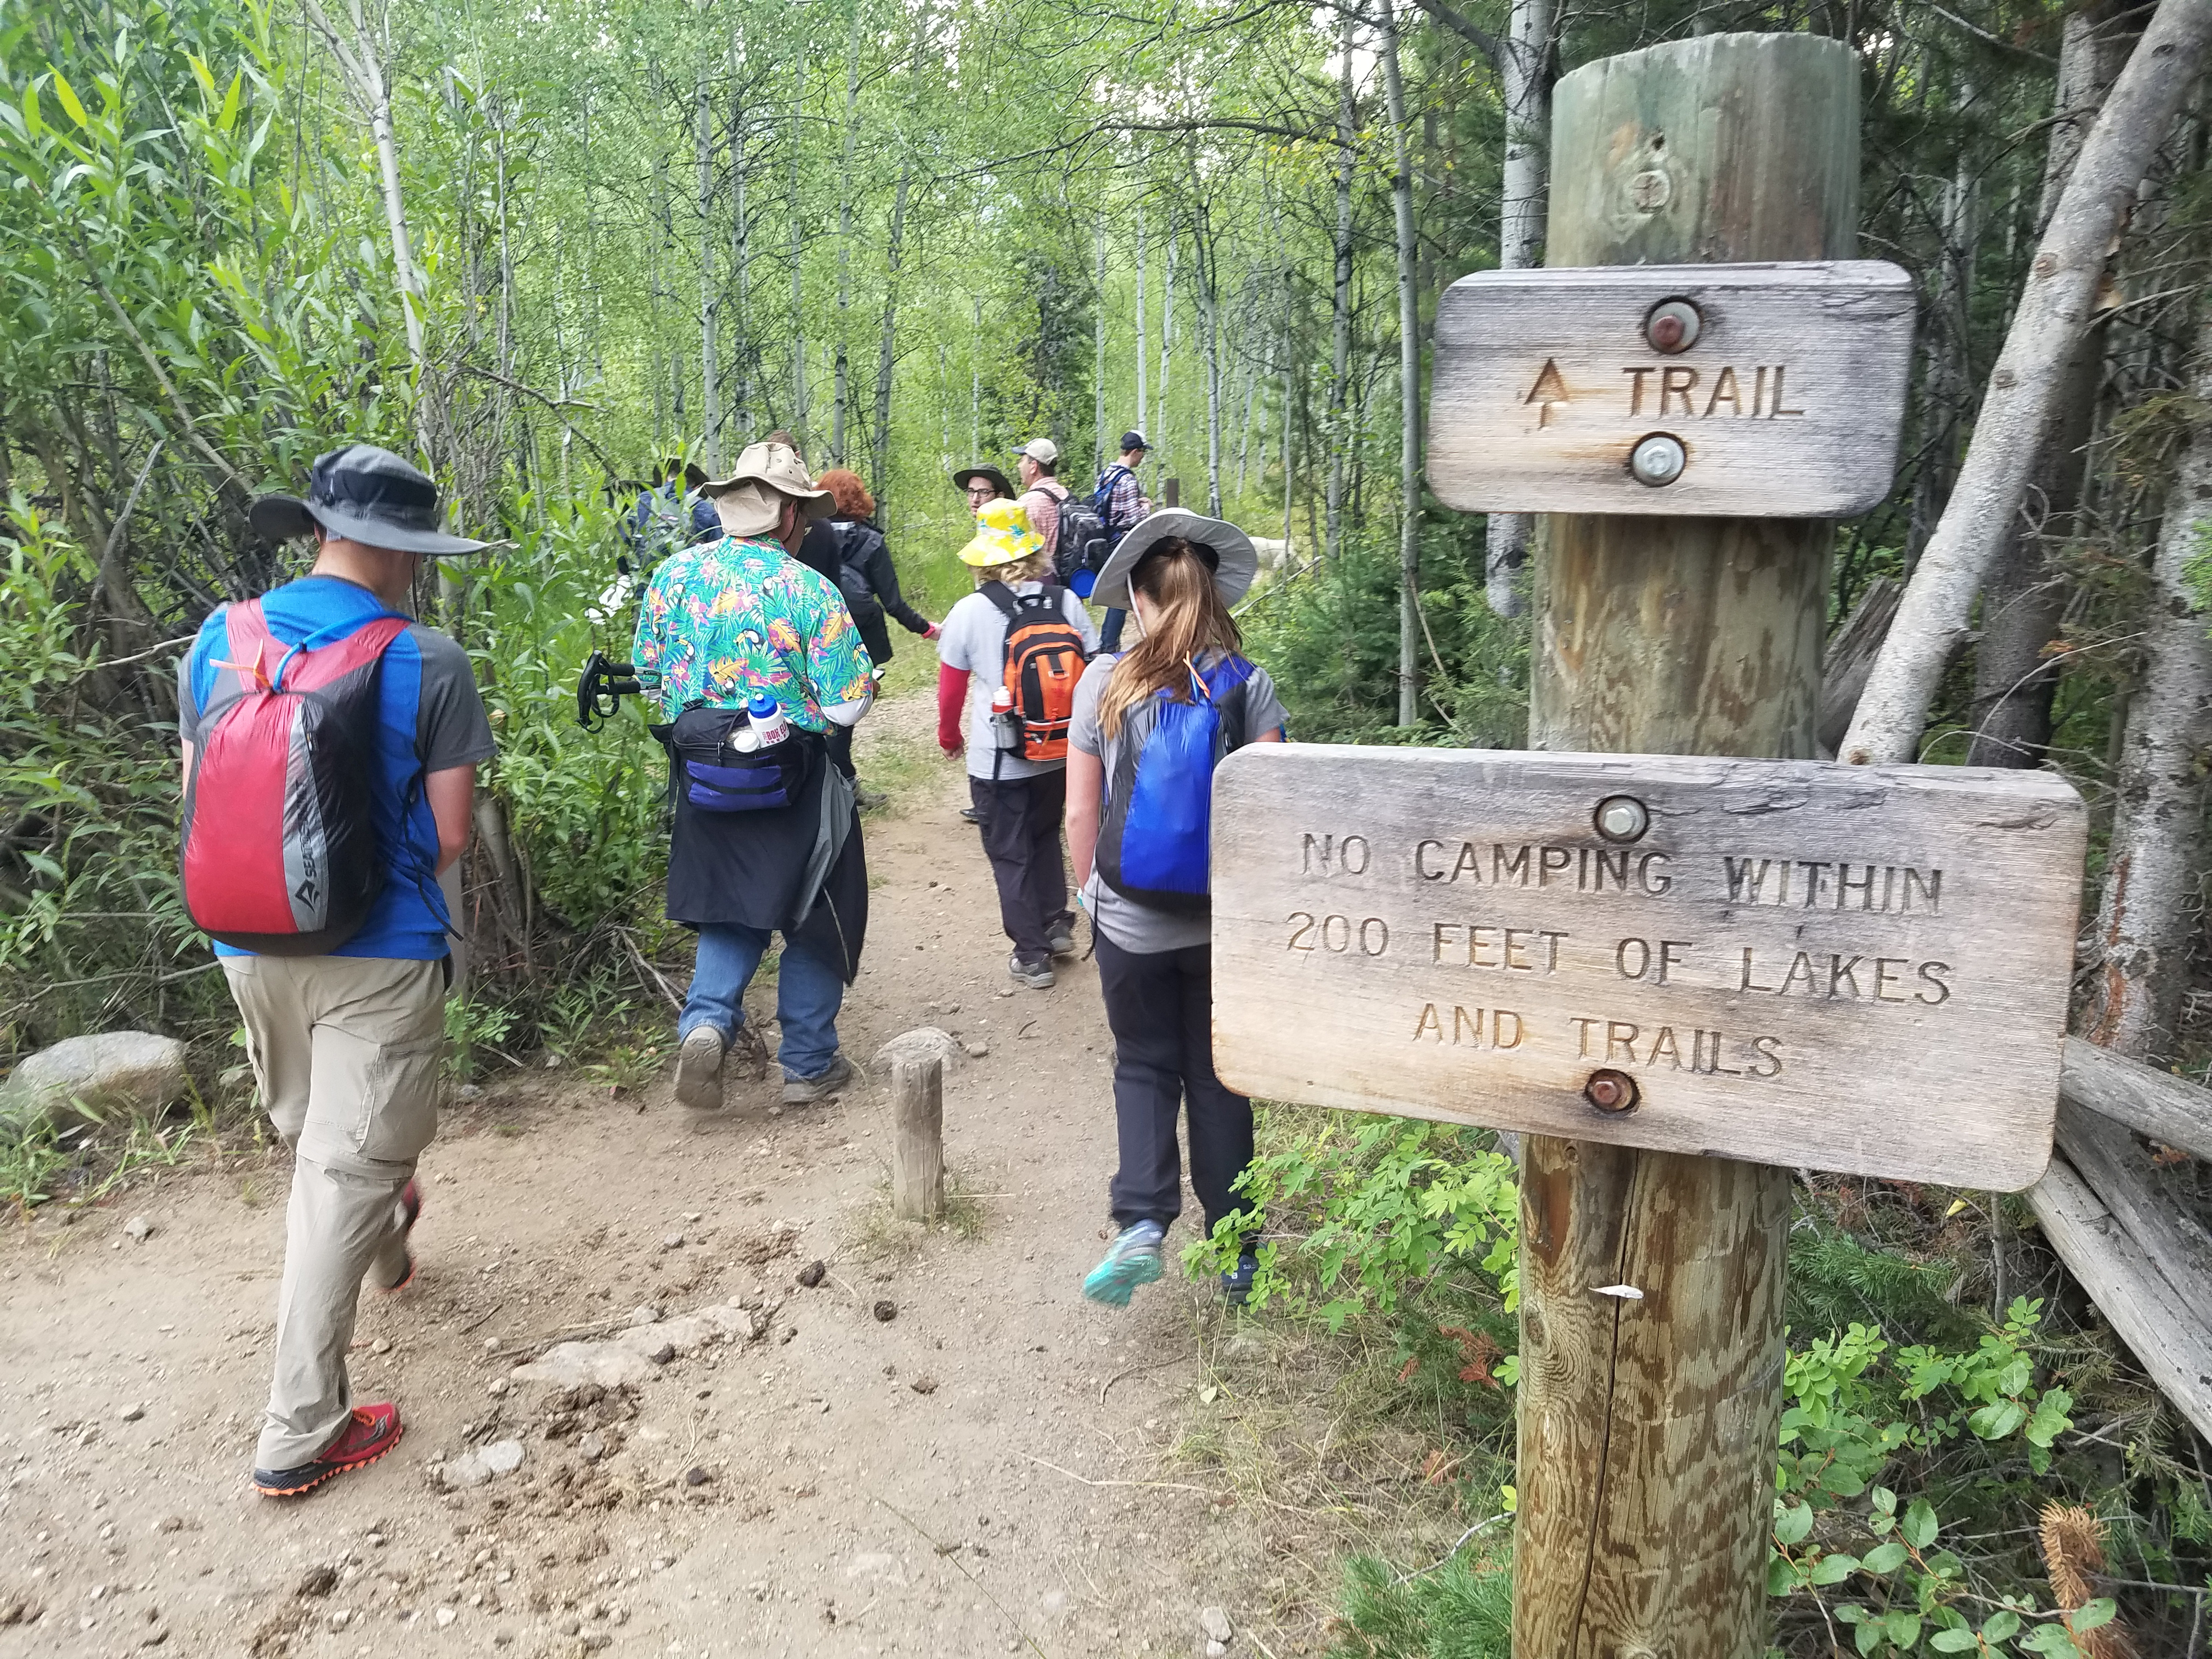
633,534,873,732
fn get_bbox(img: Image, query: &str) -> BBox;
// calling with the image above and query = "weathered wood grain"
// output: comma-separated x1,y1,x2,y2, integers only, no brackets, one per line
1517,1137,1788,1657
2062,1036,2212,1164
1430,261,1914,517
891,1056,944,1222
2055,1099,2212,1329
2025,1155,2212,1445
1210,745,2086,1190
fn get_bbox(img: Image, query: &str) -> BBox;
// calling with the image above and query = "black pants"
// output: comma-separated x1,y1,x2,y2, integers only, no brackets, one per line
970,770,1070,964
1094,930,1256,1239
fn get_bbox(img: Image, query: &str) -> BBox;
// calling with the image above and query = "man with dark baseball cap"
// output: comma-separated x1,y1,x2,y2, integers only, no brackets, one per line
182,442,495,1498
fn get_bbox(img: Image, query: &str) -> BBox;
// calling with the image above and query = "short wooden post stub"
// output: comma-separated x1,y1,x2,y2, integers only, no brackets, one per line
890,1056,945,1222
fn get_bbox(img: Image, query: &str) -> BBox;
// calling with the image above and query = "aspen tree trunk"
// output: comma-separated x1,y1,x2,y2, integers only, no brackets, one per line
729,45,752,444
871,163,910,503
1970,5,2128,767
833,15,861,465
969,295,981,459
696,69,722,472
1842,0,2212,766
790,57,809,449
1094,220,1108,479
2084,302,2212,1060
1196,199,1224,516
1482,0,1553,617
1328,8,1356,566
1377,0,1421,728
1158,232,1175,473
1135,202,1148,467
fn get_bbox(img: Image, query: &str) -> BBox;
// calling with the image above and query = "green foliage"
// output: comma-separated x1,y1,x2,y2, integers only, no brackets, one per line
1191,1113,1517,1333
1329,1550,1512,1659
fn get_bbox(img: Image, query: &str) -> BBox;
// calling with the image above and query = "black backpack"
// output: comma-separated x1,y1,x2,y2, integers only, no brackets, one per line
830,522,885,624
1051,496,1110,585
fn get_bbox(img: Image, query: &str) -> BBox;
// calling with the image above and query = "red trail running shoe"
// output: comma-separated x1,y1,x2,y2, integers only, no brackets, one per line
252,1403,403,1498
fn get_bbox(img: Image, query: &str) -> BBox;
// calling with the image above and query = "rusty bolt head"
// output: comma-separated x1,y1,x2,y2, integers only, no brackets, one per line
1583,1069,1640,1114
1644,298,1701,353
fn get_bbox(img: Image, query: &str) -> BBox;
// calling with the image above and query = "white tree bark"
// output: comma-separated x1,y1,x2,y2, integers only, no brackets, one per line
870,162,910,503
1483,0,1552,618
728,37,752,445
1377,0,1421,727
789,55,809,449
832,12,861,465
1094,219,1108,479
1135,201,1148,471
2084,306,2212,1060
1840,0,2212,767
695,68,721,472
1327,7,1356,566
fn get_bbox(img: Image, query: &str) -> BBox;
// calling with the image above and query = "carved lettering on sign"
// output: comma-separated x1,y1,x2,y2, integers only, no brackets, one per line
1211,747,2087,1190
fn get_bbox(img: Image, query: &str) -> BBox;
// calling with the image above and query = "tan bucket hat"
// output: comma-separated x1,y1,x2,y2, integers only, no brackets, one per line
699,442,835,538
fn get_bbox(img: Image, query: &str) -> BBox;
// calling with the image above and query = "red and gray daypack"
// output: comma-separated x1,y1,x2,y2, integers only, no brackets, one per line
180,600,408,953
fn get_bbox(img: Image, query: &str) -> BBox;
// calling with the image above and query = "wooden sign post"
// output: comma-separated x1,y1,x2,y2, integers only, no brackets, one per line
1205,33,2087,1659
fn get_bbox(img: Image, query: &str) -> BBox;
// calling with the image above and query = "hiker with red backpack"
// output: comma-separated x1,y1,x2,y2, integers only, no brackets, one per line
936,499,1098,990
1062,510,1287,1310
177,445,496,1497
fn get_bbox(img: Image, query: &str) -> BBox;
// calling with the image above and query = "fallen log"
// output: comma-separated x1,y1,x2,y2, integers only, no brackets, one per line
2024,1155,2212,1444
2059,1037,2212,1163
2055,1099,2212,1329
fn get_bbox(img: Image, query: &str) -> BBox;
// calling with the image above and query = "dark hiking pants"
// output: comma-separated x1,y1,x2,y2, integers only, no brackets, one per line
970,770,1070,965
1094,930,1256,1240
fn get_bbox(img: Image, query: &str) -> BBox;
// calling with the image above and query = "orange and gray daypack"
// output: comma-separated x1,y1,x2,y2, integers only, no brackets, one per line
983,583,1088,764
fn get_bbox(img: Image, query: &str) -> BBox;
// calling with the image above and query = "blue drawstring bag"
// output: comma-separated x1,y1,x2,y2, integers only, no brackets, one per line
1094,655,1256,913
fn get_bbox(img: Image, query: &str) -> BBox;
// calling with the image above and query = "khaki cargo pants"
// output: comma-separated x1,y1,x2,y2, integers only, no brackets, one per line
223,955,445,1472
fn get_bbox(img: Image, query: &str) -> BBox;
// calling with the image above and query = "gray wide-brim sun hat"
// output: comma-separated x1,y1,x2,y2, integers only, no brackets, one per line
249,443,488,556
1090,508,1259,612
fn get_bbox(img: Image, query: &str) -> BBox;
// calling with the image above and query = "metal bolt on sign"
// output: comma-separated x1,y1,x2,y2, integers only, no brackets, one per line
1593,794,1651,842
1629,432,1686,487
1644,297,1701,352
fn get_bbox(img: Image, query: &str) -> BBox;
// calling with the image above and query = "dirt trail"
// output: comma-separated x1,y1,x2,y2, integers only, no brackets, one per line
0,698,1290,1659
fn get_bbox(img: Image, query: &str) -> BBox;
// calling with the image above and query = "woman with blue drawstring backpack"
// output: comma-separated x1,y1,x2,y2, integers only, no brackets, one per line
1063,510,1288,1310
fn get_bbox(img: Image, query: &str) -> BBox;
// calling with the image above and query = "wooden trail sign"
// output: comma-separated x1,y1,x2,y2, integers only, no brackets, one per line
1210,745,2086,1191
1429,261,1915,517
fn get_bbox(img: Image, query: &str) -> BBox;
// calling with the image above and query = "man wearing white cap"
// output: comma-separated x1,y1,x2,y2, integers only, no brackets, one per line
1013,437,1070,561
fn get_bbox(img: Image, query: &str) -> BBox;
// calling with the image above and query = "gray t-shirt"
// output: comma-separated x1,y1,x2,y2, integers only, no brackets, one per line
936,581,1099,781
1070,651,1288,954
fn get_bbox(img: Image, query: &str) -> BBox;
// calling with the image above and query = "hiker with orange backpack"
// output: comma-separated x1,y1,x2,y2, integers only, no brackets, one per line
936,499,1098,989
1063,510,1287,1310
177,445,496,1497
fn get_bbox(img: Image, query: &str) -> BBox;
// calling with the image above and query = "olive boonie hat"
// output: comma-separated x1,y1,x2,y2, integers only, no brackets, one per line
249,444,488,556
1090,507,1260,610
957,499,1049,568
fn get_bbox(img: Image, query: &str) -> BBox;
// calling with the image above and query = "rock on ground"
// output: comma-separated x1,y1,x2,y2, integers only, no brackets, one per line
510,1300,760,1391
0,1032,188,1131
872,1026,960,1073
1200,1605,1233,1642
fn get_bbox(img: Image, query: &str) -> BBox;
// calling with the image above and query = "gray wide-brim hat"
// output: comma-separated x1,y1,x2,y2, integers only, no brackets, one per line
249,443,488,556
1091,508,1259,611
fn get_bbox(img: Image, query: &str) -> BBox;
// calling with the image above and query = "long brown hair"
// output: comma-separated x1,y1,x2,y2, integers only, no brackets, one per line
1097,538,1243,740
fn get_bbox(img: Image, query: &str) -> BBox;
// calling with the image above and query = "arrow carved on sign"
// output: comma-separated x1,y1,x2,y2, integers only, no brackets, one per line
1523,357,1570,427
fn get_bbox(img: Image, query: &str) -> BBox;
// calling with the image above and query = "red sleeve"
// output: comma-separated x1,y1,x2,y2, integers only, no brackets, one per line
936,664,969,752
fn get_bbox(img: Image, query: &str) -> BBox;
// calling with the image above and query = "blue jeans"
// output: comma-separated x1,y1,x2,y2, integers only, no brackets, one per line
679,924,844,1081
1099,607,1128,653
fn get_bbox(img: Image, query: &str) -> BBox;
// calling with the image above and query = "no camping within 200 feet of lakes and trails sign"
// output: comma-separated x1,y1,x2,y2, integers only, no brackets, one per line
1207,746,2088,1192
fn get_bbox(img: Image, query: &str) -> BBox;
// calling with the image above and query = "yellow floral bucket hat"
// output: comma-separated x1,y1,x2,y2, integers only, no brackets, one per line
957,498,1048,567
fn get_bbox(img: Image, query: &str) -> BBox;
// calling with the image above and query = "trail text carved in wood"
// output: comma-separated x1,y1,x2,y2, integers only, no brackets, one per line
1428,261,1915,516
1210,746,2085,1189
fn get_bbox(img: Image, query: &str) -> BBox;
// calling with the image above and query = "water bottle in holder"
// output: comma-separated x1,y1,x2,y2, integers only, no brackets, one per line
989,685,1023,753
730,687,789,753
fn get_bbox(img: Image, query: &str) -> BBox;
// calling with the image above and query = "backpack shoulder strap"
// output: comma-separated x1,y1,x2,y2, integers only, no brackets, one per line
980,581,1021,622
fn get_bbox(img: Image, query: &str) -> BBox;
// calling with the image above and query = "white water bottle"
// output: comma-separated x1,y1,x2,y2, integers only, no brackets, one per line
747,688,789,749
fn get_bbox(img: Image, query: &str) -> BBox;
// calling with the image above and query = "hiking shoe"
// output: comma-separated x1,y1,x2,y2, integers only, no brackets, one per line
673,1026,726,1111
1222,1250,1260,1307
727,1021,771,1083
1083,1221,1166,1308
856,787,889,810
781,1052,856,1105
1046,917,1077,957
960,806,982,825
252,1403,403,1498
375,1180,422,1294
1008,953,1055,990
